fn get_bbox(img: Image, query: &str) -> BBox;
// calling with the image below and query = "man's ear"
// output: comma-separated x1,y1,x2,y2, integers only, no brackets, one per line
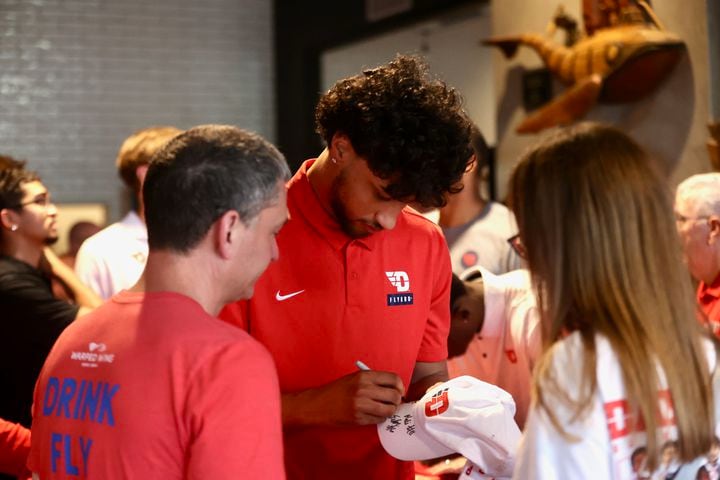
215,210,244,259
136,164,150,189
709,216,720,245
0,208,19,230
329,133,356,163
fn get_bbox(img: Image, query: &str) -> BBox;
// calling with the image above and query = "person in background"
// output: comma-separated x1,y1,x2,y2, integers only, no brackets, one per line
438,123,521,275
221,55,472,480
510,123,718,478
0,155,33,480
58,221,101,269
446,267,541,429
29,125,289,479
674,173,720,338
52,221,102,302
75,126,182,299
0,159,102,432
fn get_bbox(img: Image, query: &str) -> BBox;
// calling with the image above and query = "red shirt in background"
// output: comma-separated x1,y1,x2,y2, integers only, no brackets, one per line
698,274,720,338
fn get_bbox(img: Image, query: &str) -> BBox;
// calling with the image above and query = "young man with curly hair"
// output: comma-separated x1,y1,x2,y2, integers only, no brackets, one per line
221,55,472,480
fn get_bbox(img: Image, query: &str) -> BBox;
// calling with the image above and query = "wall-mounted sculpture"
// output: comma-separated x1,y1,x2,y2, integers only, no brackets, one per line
484,1,685,134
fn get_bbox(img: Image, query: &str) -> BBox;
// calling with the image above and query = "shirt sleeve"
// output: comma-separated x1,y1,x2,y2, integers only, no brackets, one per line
0,417,31,478
417,231,452,362
512,340,612,479
185,339,284,480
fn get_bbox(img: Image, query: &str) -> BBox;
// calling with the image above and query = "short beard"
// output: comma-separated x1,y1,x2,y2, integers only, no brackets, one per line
329,170,378,239
44,235,59,246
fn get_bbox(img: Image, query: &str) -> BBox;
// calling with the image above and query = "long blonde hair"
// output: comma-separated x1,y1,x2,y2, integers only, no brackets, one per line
509,123,714,469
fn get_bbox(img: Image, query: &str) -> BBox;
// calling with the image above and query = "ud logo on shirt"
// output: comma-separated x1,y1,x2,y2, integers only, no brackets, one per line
385,271,413,306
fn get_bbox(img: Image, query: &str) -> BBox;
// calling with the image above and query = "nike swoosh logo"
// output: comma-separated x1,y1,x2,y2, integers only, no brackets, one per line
275,289,305,301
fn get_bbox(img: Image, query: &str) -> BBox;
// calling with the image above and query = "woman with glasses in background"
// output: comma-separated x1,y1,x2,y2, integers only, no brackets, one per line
509,124,719,479
0,156,101,450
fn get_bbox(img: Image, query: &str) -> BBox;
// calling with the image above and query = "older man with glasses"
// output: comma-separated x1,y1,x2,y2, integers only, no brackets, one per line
0,157,101,442
675,172,720,338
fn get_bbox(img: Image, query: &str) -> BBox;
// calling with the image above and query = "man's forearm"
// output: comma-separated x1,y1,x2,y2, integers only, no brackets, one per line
405,361,449,401
281,389,324,427
281,370,405,427
44,249,102,309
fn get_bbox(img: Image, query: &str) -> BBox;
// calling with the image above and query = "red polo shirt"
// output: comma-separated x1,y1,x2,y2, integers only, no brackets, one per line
221,160,451,480
698,274,720,339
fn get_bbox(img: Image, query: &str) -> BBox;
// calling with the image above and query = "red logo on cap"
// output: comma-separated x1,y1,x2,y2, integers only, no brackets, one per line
424,389,450,417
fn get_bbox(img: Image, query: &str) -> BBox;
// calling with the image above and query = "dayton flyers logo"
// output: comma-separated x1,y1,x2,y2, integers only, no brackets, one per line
424,388,450,417
386,271,413,306
385,271,410,292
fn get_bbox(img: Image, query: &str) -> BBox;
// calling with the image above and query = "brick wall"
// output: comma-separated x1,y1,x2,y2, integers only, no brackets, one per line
0,0,274,221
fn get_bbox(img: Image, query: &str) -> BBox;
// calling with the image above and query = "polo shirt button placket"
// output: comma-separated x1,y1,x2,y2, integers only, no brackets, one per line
346,244,362,306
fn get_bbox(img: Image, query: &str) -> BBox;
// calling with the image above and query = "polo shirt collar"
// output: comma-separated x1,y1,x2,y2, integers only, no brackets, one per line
122,210,148,242
699,273,720,302
288,159,382,251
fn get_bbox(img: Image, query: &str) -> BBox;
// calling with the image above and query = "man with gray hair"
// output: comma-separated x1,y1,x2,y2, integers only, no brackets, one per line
675,172,720,337
28,125,290,479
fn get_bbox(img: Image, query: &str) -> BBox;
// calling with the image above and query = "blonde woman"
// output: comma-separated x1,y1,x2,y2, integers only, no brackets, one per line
509,123,719,479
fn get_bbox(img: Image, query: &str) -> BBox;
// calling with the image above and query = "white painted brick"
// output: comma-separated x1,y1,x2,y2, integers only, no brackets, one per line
0,0,274,221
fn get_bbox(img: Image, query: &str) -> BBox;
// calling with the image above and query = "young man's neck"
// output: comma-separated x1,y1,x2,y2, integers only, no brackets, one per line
439,190,487,228
0,240,43,268
306,149,337,218
705,266,720,287
135,194,146,223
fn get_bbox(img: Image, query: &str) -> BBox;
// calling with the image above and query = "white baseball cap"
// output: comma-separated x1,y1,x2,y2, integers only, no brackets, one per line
377,375,521,478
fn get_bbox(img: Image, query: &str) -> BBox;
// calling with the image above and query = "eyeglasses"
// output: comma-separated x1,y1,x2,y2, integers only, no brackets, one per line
14,193,53,209
507,234,527,260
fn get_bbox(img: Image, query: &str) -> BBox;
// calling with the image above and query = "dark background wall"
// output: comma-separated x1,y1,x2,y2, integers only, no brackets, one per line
274,0,481,171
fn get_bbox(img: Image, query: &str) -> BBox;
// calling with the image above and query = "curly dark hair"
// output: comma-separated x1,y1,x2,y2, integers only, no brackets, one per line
315,55,472,208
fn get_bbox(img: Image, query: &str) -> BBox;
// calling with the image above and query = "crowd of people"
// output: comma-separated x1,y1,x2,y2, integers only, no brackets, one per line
1,54,720,480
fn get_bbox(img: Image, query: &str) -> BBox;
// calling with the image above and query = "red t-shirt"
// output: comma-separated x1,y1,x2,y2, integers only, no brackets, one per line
29,291,285,479
221,160,452,480
698,274,720,338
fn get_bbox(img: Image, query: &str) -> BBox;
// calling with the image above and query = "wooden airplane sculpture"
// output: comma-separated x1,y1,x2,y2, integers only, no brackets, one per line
484,0,685,133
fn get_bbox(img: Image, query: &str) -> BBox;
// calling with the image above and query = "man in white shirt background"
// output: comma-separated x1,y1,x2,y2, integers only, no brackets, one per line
75,126,181,299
